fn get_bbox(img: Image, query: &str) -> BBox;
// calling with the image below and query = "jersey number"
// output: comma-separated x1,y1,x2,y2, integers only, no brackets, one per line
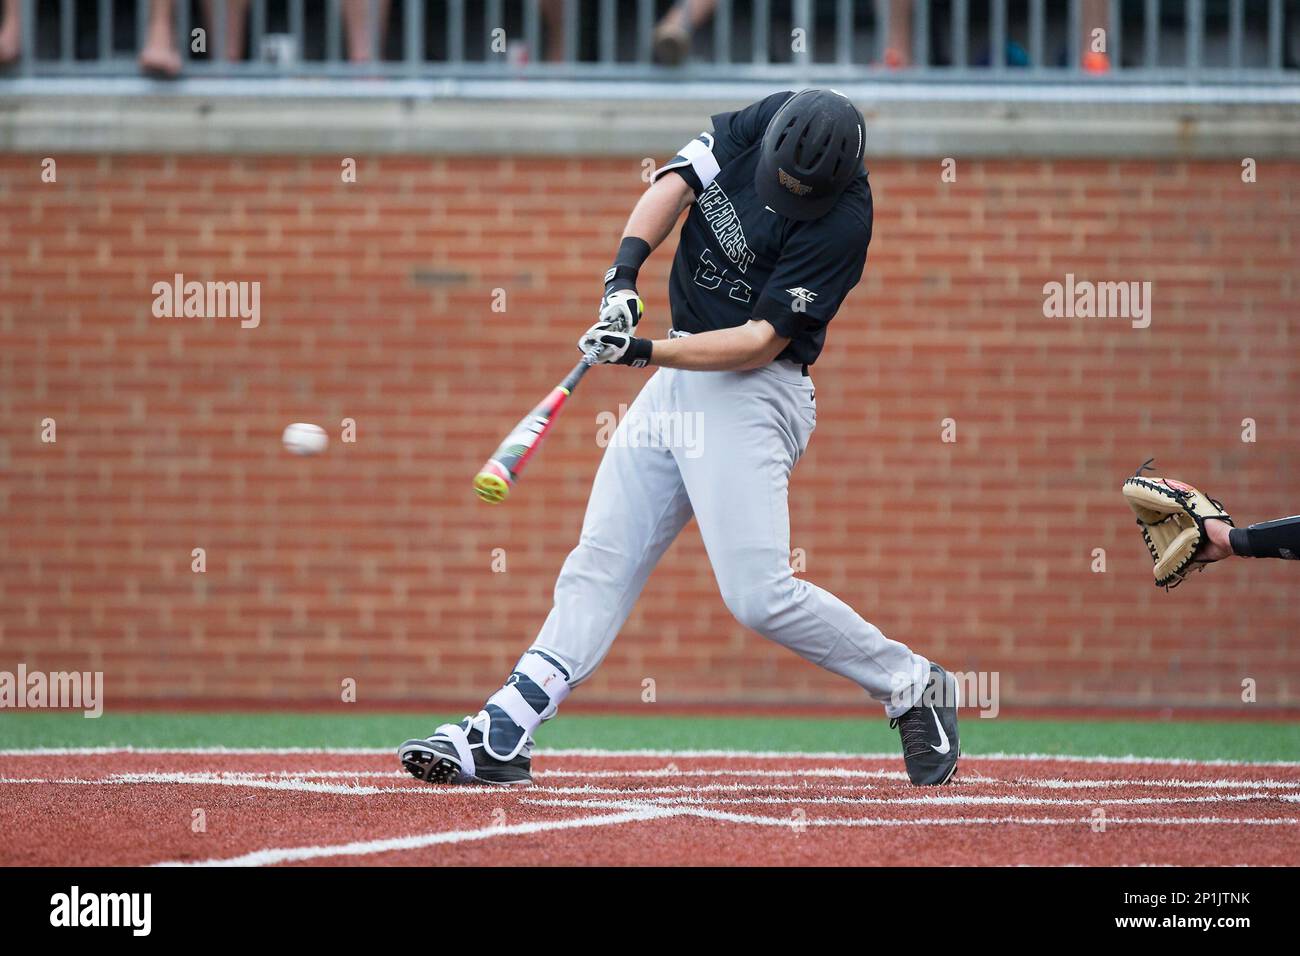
693,250,752,305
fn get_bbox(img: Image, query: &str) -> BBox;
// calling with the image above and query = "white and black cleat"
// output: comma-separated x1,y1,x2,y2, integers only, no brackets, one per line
890,663,960,786
399,713,534,787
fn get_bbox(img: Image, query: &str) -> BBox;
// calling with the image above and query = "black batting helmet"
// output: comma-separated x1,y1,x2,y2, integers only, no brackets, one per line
754,89,866,221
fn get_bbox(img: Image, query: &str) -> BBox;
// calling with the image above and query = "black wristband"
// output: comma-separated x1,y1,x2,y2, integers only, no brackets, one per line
614,337,653,368
605,236,651,294
1229,517,1300,560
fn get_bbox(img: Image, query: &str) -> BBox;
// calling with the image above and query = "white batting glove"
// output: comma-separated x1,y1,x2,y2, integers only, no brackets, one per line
597,289,644,334
577,321,651,367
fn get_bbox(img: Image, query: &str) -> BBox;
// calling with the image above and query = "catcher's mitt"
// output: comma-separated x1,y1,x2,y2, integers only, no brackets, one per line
1122,460,1233,589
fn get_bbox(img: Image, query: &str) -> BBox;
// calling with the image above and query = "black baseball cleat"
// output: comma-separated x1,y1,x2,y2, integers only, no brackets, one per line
399,712,534,786
890,663,960,785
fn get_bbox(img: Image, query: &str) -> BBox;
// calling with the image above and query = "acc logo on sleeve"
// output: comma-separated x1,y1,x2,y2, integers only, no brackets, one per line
786,287,819,304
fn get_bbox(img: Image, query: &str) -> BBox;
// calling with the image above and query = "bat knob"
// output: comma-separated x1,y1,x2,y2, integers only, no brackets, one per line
473,460,513,504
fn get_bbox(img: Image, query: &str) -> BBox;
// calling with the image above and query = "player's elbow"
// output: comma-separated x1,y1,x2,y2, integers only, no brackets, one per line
734,320,789,370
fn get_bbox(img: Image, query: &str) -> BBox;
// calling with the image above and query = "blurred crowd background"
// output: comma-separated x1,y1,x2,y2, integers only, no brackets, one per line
3,1,1296,79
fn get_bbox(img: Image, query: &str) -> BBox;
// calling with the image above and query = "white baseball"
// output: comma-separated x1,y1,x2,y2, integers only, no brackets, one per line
282,422,329,456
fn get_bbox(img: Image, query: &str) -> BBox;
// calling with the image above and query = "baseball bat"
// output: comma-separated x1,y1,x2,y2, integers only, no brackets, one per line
472,349,601,504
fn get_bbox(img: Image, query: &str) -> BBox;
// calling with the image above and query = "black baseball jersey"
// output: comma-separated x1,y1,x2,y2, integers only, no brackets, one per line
653,90,872,367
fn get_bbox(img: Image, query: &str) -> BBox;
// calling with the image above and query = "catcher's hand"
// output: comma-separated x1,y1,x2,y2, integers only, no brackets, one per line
1121,460,1233,589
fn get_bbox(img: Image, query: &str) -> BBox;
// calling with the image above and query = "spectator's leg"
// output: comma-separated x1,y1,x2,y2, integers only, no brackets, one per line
343,0,390,62
1081,0,1110,72
540,0,564,63
227,0,250,60
202,0,250,61
878,0,913,68
0,0,20,65
138,1,183,76
653,0,718,66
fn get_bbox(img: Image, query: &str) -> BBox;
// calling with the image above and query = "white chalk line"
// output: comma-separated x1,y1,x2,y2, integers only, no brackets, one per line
224,770,1300,791
2,745,1298,769
161,802,1300,864
79,767,1300,792
5,767,1300,802
658,807,1300,829
154,807,679,867
6,750,1299,867
536,767,916,781
0,773,505,798
525,791,1297,808
1020,777,1300,791
4,756,1294,865
6,768,1299,821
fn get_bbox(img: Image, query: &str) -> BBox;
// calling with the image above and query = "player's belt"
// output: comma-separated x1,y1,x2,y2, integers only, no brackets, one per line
671,328,809,376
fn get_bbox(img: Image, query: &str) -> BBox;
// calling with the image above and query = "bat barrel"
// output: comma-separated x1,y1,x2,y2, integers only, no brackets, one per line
471,350,599,504
473,459,513,504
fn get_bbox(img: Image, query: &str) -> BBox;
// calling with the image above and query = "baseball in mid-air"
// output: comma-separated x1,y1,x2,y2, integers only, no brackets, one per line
282,422,328,456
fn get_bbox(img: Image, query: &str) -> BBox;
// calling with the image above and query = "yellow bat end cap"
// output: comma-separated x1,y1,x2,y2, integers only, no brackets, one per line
473,471,511,504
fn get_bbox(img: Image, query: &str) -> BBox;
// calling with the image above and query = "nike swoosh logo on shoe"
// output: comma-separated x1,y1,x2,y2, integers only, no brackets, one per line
930,707,950,755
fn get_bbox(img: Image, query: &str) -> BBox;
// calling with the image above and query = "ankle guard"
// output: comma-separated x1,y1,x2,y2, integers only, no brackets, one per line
1229,515,1300,560
481,649,572,761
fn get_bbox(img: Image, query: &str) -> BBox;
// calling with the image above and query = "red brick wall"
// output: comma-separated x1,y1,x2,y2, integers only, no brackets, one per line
1,154,1296,709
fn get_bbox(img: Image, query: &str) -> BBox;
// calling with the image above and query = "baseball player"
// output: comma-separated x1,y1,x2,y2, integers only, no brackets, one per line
400,89,960,787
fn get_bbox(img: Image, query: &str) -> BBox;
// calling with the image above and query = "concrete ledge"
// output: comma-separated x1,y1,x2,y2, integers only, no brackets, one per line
3,88,1299,157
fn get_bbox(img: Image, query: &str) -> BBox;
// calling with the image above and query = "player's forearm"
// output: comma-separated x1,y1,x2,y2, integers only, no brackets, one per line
620,173,694,252
603,176,693,302
647,321,789,372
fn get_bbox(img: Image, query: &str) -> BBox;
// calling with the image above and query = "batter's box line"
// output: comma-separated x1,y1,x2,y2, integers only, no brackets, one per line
525,790,1289,806
0,773,506,798
522,792,1300,810
1017,777,1300,791
534,767,914,781
0,773,910,800
522,797,1300,829
4,747,1298,769
6,771,1300,802
195,769,1298,791
153,807,683,867
166,803,1300,867
148,804,1300,867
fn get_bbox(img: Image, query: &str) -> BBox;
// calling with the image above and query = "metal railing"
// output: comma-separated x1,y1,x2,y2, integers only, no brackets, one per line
4,0,1296,87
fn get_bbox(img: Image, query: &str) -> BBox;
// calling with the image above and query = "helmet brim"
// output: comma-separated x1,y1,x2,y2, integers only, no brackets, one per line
754,151,842,222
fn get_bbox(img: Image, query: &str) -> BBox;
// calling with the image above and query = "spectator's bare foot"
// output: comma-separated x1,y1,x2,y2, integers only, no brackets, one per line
139,40,182,77
1196,519,1235,563
878,47,911,69
652,24,689,66
1082,50,1110,74
139,0,183,76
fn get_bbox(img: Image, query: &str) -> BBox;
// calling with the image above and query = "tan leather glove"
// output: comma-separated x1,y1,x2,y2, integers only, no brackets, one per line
1122,460,1233,589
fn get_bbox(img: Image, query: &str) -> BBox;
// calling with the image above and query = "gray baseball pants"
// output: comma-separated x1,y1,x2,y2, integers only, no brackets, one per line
528,357,930,719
